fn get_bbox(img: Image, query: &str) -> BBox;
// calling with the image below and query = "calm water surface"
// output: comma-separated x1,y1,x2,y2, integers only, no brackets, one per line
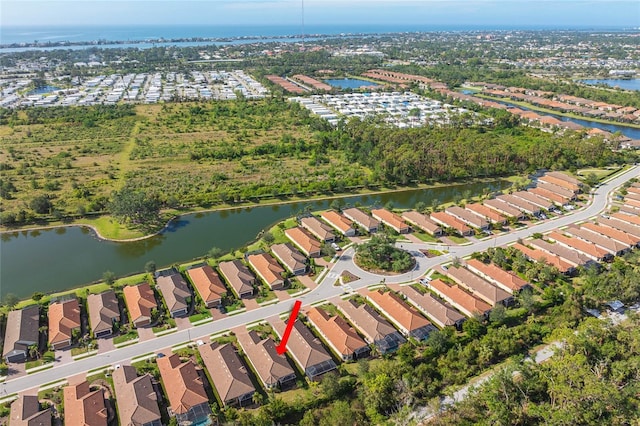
581,79,640,91
0,181,509,297
325,78,381,89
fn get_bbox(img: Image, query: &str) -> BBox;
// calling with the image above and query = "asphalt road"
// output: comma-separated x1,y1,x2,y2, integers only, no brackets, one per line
2,166,637,397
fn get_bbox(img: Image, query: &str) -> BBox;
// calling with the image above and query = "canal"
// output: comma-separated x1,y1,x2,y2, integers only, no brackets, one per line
0,181,510,298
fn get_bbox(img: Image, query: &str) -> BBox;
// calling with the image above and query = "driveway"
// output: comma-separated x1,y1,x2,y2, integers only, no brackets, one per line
54,349,73,365
274,290,292,302
137,327,156,342
298,274,318,290
242,298,260,311
175,317,192,331
98,338,115,354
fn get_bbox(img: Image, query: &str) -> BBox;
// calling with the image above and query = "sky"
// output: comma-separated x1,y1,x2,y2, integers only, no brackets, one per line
1,0,639,29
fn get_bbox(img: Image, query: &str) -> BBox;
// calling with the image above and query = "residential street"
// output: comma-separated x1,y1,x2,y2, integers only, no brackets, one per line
2,165,638,398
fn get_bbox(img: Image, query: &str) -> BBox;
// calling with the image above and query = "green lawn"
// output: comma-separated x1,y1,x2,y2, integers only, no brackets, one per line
448,235,470,244
189,312,212,323
412,231,439,243
113,329,139,344
25,351,55,370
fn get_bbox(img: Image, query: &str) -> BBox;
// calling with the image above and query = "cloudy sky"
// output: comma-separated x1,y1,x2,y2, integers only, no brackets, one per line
2,0,638,28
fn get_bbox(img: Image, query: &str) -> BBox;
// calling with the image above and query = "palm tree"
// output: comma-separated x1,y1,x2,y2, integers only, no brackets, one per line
28,343,40,360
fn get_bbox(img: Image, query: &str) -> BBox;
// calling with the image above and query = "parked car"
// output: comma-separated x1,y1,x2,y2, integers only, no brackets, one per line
331,242,342,251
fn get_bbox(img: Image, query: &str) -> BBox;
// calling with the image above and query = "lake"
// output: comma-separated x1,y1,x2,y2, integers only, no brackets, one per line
28,85,60,95
325,78,381,89
582,79,640,91
0,181,509,298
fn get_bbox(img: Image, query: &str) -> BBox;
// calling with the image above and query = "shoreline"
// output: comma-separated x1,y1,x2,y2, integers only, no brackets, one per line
0,178,513,242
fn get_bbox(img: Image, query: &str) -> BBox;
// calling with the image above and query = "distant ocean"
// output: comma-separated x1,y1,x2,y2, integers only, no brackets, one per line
1,24,627,45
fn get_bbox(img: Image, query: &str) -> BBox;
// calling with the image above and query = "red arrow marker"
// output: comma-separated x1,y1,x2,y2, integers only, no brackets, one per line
276,300,302,355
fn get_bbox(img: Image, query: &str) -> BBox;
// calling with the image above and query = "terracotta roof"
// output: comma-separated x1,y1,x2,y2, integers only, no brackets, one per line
306,307,368,358
63,381,107,426
445,266,511,305
113,365,161,426
538,175,580,192
9,395,51,426
464,203,507,224
512,191,554,209
247,253,285,289
397,286,465,328
157,354,208,415
612,212,640,226
285,227,321,257
564,225,627,255
218,260,255,298
186,265,227,307
546,171,580,185
536,181,576,199
600,217,640,239
483,198,523,218
342,208,379,231
236,330,296,389
529,187,570,205
371,208,409,232
445,206,489,229
366,290,432,333
512,243,574,273
496,194,540,214
426,279,491,317
465,259,529,293
271,319,335,374
624,191,640,202
300,216,335,241
624,197,640,208
87,290,120,336
156,272,191,314
3,305,39,361
320,210,354,235
198,342,255,406
626,186,640,195
48,299,81,347
430,211,472,234
581,222,639,246
401,210,442,234
547,231,609,261
336,299,402,344
528,238,591,267
123,283,157,326
271,243,307,274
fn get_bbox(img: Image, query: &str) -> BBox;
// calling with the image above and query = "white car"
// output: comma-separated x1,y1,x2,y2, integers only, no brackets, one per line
331,242,341,251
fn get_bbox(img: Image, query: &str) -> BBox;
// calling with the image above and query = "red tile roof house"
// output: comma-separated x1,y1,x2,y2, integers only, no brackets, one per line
620,204,640,215
512,190,555,210
236,330,296,390
3,305,39,363
48,299,81,350
157,354,211,425
123,282,158,328
307,307,371,361
366,290,437,341
599,217,640,244
430,211,474,236
218,260,256,299
496,194,540,216
483,198,527,220
398,285,466,329
247,252,285,290
199,342,256,407
547,231,612,262
563,225,628,257
528,238,594,268
538,174,581,193
511,243,576,275
445,206,490,230
546,171,581,186
335,299,406,354
425,279,492,318
401,210,444,236
300,216,336,242
271,243,308,276
612,212,640,227
371,208,410,234
271,318,337,381
87,290,120,339
285,226,322,258
536,181,577,200
113,365,162,426
465,259,530,294
156,271,192,318
342,207,380,233
321,210,356,237
529,187,571,206
622,192,640,203
186,264,227,308
9,395,51,426
63,381,108,426
444,266,512,306
464,203,507,226
581,222,640,249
